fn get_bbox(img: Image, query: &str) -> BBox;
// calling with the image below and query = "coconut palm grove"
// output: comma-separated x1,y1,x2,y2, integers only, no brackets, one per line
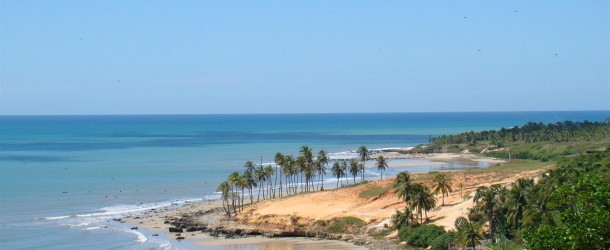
219,120,610,249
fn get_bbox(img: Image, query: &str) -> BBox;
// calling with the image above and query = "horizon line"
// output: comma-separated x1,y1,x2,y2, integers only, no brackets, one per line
1,109,610,117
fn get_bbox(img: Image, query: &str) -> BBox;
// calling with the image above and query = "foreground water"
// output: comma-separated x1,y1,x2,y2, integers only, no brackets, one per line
1,111,609,249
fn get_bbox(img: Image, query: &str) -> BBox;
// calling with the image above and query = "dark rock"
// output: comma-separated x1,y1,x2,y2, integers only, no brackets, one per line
130,227,138,230
176,236,185,240
152,234,159,236
169,227,183,233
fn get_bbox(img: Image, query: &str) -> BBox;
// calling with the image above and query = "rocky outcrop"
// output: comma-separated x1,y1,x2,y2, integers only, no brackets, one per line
161,207,402,250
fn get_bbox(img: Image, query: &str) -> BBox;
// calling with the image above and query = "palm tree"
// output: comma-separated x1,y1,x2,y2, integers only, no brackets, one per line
283,155,294,196
375,155,388,180
264,165,274,198
332,161,343,188
244,161,255,173
295,156,305,193
411,184,437,223
243,170,257,204
349,159,359,184
216,181,231,216
274,152,285,197
458,182,465,198
433,173,453,206
474,184,507,244
255,166,266,201
357,145,370,181
316,150,329,191
340,160,348,185
394,171,415,205
391,208,413,229
506,178,533,232
299,146,314,192
455,216,484,249
228,172,241,214
235,174,248,211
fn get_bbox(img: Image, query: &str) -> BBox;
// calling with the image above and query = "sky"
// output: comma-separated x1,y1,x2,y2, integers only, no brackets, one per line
1,1,609,115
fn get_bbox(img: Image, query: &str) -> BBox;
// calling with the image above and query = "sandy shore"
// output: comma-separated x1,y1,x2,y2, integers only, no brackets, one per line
124,152,532,249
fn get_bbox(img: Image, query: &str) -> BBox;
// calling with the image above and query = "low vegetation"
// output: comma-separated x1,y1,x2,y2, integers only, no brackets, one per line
358,184,391,199
393,119,610,249
325,216,365,233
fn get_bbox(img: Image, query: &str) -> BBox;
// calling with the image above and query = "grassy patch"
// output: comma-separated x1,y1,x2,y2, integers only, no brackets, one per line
483,139,610,162
315,220,327,226
326,216,366,233
359,184,391,199
342,180,369,188
464,159,551,179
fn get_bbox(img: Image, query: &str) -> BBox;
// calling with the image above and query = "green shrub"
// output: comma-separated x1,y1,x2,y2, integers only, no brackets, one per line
315,220,326,226
326,216,365,233
430,232,456,250
398,224,412,241
400,224,446,248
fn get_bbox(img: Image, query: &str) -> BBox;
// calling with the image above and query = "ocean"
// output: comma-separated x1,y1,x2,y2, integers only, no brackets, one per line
1,111,609,249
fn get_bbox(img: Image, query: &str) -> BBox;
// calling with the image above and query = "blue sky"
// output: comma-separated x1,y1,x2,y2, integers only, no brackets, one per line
1,1,609,115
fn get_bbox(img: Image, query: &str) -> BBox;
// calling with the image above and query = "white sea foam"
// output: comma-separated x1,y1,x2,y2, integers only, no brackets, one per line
159,243,171,250
327,150,359,160
39,215,70,220
126,229,147,243
85,226,100,230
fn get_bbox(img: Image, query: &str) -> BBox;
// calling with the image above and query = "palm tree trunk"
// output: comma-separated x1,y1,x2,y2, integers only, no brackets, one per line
241,187,244,211
267,178,271,199
489,210,495,244
274,166,278,198
249,188,252,204
257,183,261,202
279,167,283,198
321,173,325,191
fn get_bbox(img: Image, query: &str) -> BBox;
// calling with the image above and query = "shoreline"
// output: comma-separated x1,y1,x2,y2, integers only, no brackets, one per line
121,152,510,249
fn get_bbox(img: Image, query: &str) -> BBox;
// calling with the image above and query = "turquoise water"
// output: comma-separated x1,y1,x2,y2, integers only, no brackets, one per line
1,111,609,249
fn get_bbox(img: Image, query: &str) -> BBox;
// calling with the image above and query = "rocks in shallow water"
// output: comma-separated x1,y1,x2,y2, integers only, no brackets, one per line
130,227,138,230
176,236,185,240
169,227,183,233
152,234,159,236
186,226,204,232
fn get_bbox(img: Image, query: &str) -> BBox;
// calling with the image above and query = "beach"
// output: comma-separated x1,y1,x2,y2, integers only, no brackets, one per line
120,151,545,249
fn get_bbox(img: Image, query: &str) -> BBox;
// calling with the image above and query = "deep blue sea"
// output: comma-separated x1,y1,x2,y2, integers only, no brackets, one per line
1,111,609,249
